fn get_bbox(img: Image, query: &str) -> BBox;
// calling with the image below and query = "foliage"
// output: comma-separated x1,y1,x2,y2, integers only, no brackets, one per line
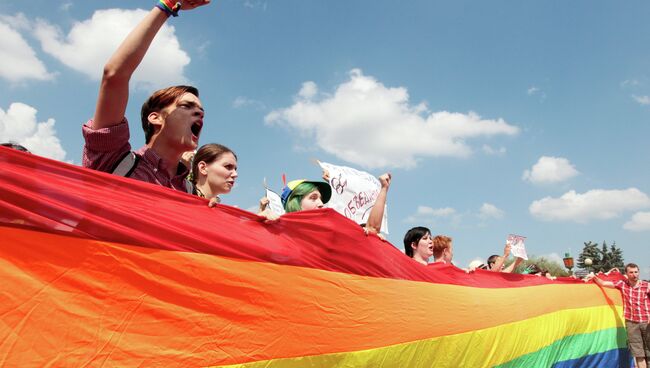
510,256,570,277
577,241,624,272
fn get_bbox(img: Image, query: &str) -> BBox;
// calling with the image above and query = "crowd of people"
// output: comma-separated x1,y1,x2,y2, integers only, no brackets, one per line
3,1,647,365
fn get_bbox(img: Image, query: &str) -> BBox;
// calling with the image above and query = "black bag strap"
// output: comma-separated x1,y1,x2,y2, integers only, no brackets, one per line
111,151,140,178
184,180,194,194
112,151,194,194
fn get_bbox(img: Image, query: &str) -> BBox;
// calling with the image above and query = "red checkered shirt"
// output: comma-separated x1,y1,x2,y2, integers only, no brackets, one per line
82,119,190,192
614,279,650,323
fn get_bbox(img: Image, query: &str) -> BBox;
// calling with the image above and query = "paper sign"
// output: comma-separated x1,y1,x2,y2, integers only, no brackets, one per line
318,161,389,234
265,188,286,216
507,234,528,260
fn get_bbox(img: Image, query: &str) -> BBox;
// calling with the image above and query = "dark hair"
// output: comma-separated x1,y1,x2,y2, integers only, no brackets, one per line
190,143,237,185
625,263,639,272
141,85,199,143
487,254,500,269
432,235,452,259
403,226,431,258
1,142,30,152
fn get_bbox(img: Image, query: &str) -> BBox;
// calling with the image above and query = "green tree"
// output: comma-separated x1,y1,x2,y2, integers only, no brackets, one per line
577,241,601,270
511,256,570,277
600,241,611,271
608,242,625,270
577,240,624,272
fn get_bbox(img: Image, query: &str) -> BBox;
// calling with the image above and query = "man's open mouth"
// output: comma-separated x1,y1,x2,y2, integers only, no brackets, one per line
191,121,203,137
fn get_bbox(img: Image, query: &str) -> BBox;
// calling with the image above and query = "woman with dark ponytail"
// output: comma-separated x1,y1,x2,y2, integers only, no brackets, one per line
190,143,238,203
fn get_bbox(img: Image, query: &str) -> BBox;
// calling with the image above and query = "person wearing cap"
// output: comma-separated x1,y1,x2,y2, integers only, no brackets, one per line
281,180,332,213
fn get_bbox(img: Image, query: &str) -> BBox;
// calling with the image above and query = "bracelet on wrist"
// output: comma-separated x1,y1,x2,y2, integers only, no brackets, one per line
156,0,181,17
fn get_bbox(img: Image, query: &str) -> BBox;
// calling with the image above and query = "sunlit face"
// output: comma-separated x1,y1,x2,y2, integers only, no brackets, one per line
626,267,639,283
300,189,324,211
489,256,504,271
156,92,204,152
199,152,238,195
412,233,433,260
444,241,454,262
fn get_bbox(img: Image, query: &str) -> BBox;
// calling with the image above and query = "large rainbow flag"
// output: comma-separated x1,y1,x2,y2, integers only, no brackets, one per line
0,147,631,367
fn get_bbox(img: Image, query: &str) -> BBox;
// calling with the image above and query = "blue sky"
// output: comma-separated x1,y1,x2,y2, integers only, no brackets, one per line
2,0,649,277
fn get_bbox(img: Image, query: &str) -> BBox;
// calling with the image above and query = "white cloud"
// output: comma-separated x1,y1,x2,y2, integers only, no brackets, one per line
298,81,318,99
60,2,73,11
632,95,650,105
529,188,650,223
232,96,266,110
196,40,211,57
526,86,546,101
243,0,268,10
265,69,519,169
418,206,456,217
479,203,504,220
404,205,456,223
32,9,190,89
621,79,640,88
0,13,31,30
623,212,650,232
0,102,66,161
0,16,54,83
482,144,506,156
523,156,579,184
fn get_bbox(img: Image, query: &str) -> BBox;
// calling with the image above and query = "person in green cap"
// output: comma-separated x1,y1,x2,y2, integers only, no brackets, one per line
281,180,332,213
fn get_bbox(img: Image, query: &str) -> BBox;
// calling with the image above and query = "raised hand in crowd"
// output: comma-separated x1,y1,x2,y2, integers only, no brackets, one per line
181,0,212,10
181,150,196,169
256,197,280,221
322,168,330,182
489,243,511,272
259,196,269,212
84,0,212,193
365,173,391,235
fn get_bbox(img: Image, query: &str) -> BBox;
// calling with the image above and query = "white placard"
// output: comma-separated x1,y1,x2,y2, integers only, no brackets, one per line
318,161,388,234
507,234,528,260
265,188,286,216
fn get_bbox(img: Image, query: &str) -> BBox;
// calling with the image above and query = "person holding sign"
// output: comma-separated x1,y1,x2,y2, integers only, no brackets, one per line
485,243,523,273
321,164,392,236
364,173,391,235
189,143,238,203
281,180,332,213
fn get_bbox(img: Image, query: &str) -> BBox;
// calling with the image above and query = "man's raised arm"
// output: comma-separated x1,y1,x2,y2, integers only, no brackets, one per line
365,173,391,235
92,1,210,129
